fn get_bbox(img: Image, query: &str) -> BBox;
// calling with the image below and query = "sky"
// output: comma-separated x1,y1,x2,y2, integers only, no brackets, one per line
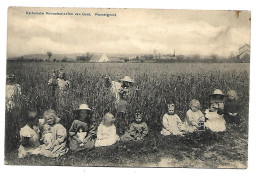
7,7,251,58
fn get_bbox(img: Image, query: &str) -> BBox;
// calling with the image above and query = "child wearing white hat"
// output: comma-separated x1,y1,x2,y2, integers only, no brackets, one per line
209,89,225,115
68,104,97,152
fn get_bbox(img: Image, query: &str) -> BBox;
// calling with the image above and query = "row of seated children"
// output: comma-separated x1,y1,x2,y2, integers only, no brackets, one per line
18,104,148,158
161,89,240,135
18,88,239,158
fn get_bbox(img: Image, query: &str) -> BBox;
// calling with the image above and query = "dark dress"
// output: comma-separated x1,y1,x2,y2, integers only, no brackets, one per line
224,99,240,124
68,120,97,152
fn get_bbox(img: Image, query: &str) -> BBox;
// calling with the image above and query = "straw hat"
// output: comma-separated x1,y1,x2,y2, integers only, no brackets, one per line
211,89,224,96
121,76,134,83
73,104,91,114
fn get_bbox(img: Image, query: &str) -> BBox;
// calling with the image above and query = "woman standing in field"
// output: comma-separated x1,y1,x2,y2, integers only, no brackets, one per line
40,109,68,157
68,104,97,152
109,75,135,100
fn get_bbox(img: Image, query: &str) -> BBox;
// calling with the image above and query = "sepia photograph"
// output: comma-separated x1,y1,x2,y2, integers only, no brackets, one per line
4,6,250,168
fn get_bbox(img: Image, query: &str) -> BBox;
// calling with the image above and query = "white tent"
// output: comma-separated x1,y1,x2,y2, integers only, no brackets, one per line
98,54,109,62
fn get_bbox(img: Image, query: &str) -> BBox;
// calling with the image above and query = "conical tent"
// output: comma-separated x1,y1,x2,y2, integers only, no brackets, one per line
98,54,109,62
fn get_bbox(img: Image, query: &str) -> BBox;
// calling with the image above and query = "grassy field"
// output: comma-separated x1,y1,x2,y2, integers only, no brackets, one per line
5,62,249,168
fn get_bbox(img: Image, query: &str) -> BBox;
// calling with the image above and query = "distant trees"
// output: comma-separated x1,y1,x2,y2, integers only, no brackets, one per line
62,57,68,62
76,52,93,62
47,51,53,60
210,54,218,61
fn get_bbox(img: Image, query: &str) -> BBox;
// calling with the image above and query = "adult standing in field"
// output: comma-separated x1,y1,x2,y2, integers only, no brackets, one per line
110,76,135,100
48,69,70,108
6,74,22,111
68,104,97,152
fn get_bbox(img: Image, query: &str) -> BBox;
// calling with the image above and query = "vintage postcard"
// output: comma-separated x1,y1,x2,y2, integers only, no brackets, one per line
5,7,250,168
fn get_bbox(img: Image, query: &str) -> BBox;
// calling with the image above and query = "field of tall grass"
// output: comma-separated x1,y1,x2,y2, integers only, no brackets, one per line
5,62,249,168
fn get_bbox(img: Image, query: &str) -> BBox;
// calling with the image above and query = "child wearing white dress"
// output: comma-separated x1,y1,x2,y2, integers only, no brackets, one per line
161,103,184,136
18,110,41,158
184,99,205,132
205,101,226,132
95,113,120,147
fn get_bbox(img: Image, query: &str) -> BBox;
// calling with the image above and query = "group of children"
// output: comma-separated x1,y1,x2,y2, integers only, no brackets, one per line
18,88,240,158
18,104,149,158
161,89,240,136
6,73,241,158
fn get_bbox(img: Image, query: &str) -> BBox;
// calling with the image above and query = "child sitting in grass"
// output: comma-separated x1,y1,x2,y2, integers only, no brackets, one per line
161,103,185,136
121,110,148,141
184,99,205,132
95,112,120,147
69,104,96,152
40,109,68,157
224,90,240,125
205,100,226,132
18,110,41,158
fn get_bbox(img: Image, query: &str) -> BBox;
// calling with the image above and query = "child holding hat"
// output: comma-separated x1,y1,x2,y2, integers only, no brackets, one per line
68,104,97,152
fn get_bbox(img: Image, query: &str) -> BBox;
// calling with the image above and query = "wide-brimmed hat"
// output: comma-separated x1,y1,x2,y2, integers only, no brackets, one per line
211,89,225,96
121,76,134,83
73,104,91,114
